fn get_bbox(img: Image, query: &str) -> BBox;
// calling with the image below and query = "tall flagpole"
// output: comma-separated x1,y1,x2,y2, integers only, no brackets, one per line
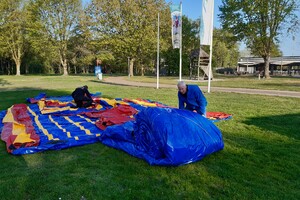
156,13,160,89
198,18,201,81
179,1,182,81
207,0,214,93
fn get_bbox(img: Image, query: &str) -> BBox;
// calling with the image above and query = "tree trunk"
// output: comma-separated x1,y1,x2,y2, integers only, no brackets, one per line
11,48,22,76
60,45,68,75
60,56,68,76
141,65,144,76
58,65,62,74
15,59,21,76
25,64,29,74
73,59,77,74
129,58,134,77
263,56,271,79
67,64,70,74
12,54,21,76
63,60,68,76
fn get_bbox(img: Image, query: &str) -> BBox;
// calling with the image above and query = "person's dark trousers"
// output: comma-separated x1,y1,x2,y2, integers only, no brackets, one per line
82,97,93,108
75,100,83,108
74,96,93,108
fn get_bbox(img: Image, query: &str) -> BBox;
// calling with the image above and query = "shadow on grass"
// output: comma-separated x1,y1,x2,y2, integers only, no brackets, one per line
103,73,127,77
0,78,11,86
0,88,72,110
243,113,300,139
262,82,300,87
270,76,300,79
22,73,95,77
89,79,142,88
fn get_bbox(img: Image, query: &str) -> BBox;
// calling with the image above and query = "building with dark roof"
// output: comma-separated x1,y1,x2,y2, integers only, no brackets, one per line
238,56,300,75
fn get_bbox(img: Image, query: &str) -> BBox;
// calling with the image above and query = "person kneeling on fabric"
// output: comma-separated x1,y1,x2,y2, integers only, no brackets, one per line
177,81,207,117
71,85,93,108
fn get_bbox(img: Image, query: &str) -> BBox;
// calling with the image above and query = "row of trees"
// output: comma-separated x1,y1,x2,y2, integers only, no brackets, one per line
219,0,299,78
0,0,240,77
0,0,298,78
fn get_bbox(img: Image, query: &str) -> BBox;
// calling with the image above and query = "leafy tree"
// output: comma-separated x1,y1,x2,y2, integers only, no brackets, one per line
212,28,239,68
30,0,82,75
162,48,179,76
88,0,171,76
219,0,299,78
182,17,200,52
0,0,29,75
25,0,64,74
182,16,200,77
66,5,114,74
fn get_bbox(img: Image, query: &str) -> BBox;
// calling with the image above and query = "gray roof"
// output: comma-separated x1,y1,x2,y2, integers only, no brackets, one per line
190,48,209,58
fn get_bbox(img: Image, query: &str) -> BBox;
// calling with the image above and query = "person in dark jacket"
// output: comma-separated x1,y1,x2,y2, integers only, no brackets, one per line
177,81,207,116
71,85,93,108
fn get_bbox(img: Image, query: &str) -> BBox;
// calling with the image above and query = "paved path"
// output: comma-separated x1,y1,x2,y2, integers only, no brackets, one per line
103,76,300,98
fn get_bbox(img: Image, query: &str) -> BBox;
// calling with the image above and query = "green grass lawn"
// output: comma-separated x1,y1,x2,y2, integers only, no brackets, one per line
0,75,299,200
125,75,300,92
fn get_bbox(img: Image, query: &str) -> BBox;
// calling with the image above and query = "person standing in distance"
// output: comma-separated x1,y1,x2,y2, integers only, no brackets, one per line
177,81,207,117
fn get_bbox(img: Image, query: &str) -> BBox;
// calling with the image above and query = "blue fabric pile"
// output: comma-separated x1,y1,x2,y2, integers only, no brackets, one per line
100,107,224,166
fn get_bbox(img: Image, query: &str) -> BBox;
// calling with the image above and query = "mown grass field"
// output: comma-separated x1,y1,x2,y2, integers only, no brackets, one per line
125,75,300,92
0,75,299,200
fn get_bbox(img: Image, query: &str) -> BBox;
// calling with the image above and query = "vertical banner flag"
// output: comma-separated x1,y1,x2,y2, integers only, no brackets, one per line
170,4,181,49
200,0,214,45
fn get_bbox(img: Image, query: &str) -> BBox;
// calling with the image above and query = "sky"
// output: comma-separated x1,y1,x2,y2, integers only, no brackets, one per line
169,0,300,56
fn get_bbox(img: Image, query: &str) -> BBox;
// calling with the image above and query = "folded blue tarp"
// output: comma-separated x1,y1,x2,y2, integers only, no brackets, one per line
100,107,224,166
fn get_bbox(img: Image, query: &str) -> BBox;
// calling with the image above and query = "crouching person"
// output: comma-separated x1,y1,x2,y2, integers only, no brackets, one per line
177,81,207,117
72,85,93,108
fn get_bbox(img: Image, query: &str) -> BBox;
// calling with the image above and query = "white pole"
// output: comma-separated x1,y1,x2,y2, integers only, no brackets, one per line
198,21,201,81
157,13,160,89
179,1,182,81
207,0,214,93
281,56,283,75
